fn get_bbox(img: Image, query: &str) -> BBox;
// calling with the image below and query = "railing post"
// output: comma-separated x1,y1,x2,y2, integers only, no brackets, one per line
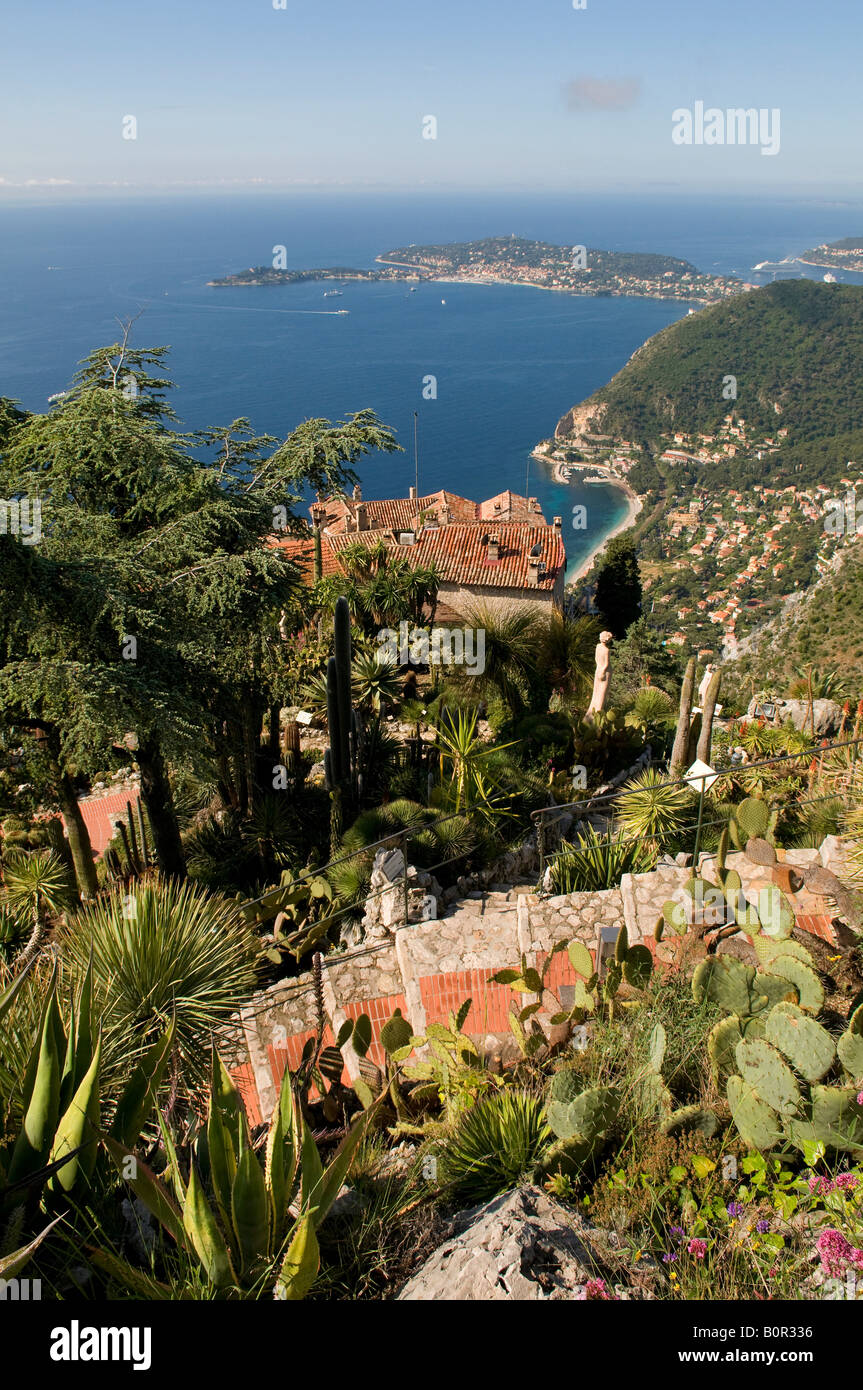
401,829,410,927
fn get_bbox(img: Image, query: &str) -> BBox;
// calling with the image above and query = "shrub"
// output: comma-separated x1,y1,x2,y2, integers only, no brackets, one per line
435,1090,551,1206
549,824,657,893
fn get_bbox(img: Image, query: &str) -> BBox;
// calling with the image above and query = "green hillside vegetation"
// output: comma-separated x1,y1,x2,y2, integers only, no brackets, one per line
564,281,863,469
383,236,700,279
731,543,863,696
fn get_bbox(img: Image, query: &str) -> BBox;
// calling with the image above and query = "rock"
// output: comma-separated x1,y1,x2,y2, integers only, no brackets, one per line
783,849,822,868
745,837,777,866
397,1186,653,1301
771,863,803,895
746,697,844,737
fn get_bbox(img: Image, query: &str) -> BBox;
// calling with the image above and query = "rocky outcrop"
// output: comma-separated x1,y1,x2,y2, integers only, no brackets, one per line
745,696,845,737
397,1186,657,1301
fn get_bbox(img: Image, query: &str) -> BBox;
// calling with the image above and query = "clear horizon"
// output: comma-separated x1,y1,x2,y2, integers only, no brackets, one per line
1,0,860,197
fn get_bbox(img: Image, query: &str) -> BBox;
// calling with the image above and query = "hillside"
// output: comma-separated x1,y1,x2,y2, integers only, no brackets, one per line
556,280,863,474
729,539,863,696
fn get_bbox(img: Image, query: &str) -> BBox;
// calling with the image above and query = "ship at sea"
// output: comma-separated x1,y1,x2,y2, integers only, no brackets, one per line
323,289,343,298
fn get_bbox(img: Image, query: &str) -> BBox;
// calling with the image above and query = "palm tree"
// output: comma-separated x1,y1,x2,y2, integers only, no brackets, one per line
459,603,542,718
538,611,599,704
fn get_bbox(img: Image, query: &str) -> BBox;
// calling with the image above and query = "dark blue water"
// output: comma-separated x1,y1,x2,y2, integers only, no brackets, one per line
2,191,862,577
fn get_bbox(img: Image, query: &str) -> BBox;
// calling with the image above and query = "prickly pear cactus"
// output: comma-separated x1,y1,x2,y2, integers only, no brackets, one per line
735,797,770,842
548,1068,582,1105
648,1022,667,1073
692,956,761,1017
538,1132,595,1176
837,1028,863,1083
753,933,813,969
623,943,653,988
708,1015,743,1079
660,1105,718,1139
547,1085,619,1142
767,955,824,1014
765,1002,835,1083
380,1008,413,1057
727,1074,782,1150
734,1038,802,1117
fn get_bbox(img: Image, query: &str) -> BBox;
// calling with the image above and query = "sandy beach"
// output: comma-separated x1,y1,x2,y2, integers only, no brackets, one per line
534,452,643,583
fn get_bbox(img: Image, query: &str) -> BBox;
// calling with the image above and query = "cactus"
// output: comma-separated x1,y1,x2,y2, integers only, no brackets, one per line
837,1028,863,1082
380,1007,413,1058
716,824,730,882
548,1069,583,1105
696,667,722,764
767,955,824,1014
660,1105,718,1139
708,1015,743,1079
765,1002,835,1082
670,656,696,777
753,933,813,969
539,1132,596,1176
648,1022,667,1073
547,1085,619,1143
735,796,770,842
692,955,761,1017
734,1037,801,1116
727,1074,783,1150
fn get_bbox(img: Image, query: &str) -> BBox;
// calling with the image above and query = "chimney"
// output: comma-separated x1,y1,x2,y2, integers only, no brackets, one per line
527,557,541,586
553,515,562,531
352,483,363,502
409,485,417,500
486,535,500,562
356,501,368,532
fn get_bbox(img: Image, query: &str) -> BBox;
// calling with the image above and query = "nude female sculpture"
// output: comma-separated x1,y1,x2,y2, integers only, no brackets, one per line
586,631,613,718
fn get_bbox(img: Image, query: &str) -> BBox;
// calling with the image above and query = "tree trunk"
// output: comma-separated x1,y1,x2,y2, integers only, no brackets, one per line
55,768,98,898
136,737,186,879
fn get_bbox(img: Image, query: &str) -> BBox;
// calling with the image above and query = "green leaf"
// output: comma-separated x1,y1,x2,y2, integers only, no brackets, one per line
183,1161,236,1289
111,1022,174,1148
352,1014,372,1057
275,1214,319,1300
567,941,593,979
231,1145,271,1273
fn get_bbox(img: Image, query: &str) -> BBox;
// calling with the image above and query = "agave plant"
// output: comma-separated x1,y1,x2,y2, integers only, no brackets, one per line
95,1056,376,1299
57,878,258,1094
615,767,696,849
549,824,657,893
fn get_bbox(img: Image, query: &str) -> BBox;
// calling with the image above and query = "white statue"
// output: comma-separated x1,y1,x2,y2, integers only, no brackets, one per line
586,631,613,718
698,663,716,708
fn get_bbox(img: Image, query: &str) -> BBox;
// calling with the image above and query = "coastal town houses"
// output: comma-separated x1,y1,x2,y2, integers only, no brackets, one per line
272,486,566,620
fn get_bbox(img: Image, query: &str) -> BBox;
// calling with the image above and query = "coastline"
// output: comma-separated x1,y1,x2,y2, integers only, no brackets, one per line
534,450,644,584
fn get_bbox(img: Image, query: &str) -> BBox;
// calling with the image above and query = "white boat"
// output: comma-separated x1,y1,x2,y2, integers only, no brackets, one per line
323,289,343,297
335,309,349,316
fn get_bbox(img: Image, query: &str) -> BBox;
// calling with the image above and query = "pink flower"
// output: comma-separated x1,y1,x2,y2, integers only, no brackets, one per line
834,1173,859,1192
580,1278,615,1301
808,1174,834,1195
687,1238,708,1259
857,1091,863,1106
815,1229,863,1278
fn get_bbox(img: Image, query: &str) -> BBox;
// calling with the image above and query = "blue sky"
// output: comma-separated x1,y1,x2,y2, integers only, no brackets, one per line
1,0,859,194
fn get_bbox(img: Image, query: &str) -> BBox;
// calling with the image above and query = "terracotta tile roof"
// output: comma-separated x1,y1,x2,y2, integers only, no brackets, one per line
316,490,478,534
478,490,547,523
327,521,563,592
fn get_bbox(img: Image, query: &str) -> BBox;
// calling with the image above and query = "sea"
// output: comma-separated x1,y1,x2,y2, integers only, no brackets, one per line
2,189,863,579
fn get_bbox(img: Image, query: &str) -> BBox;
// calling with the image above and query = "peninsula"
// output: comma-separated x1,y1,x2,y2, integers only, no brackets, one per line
208,236,746,302
798,237,863,273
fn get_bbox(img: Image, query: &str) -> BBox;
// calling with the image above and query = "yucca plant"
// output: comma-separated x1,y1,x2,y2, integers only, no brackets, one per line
1,849,74,972
57,878,258,1095
614,767,696,850
0,904,27,965
435,1090,551,1206
350,649,401,714
624,686,677,741
549,824,657,893
94,1056,376,1299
